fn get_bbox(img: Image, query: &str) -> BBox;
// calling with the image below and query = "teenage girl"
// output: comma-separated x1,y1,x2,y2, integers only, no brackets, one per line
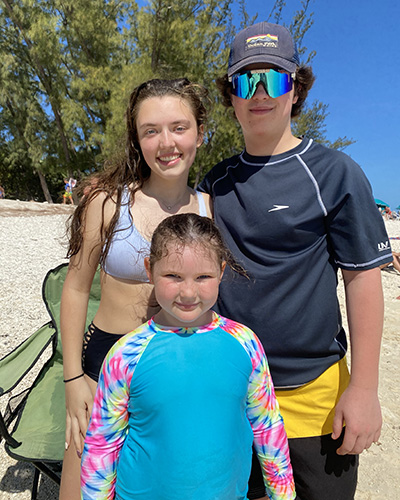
59,79,212,499
80,213,295,500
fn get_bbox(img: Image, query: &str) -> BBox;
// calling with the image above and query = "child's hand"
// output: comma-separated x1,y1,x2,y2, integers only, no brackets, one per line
332,383,382,455
65,377,94,457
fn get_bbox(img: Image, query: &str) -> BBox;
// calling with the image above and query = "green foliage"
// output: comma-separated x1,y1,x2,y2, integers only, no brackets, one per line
292,101,354,150
0,0,125,199
101,0,239,184
0,0,352,200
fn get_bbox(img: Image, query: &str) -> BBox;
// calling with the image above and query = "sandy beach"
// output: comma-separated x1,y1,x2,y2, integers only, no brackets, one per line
0,199,399,499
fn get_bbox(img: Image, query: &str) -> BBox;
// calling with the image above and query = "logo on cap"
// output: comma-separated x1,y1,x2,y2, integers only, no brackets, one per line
245,34,278,51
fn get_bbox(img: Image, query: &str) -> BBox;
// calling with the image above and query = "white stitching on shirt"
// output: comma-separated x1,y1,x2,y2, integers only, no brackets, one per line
239,138,314,166
335,252,392,268
210,161,240,192
296,154,328,217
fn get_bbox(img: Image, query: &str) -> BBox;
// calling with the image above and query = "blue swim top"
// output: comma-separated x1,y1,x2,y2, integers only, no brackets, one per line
102,188,208,282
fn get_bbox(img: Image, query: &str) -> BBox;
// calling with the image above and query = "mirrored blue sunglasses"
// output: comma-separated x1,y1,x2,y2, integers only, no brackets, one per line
229,69,295,99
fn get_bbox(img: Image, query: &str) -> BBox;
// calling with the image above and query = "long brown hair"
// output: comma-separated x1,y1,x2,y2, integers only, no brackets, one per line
67,78,209,266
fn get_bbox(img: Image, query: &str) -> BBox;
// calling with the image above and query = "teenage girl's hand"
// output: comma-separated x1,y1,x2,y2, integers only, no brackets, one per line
331,382,382,455
65,377,94,457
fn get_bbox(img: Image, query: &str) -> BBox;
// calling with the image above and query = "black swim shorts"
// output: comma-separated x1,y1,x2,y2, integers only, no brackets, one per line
82,323,125,382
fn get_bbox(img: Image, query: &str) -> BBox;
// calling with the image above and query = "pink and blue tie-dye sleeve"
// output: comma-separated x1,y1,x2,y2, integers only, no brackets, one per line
226,319,296,500
247,333,295,499
81,327,154,500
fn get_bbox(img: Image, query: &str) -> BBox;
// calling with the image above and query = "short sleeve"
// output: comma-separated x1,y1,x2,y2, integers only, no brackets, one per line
320,152,392,270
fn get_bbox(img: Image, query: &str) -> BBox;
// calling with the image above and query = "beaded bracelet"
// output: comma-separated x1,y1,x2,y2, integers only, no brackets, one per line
63,373,85,383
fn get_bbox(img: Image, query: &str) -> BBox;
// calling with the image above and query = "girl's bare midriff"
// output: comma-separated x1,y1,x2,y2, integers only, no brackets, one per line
93,272,160,334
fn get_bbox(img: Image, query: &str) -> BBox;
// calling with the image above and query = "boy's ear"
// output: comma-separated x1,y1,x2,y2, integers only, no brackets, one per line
144,257,153,283
293,82,299,104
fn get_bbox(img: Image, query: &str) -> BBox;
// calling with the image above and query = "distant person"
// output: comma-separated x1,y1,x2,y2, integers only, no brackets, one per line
0,185,5,199
81,213,295,500
381,251,400,273
199,21,392,500
394,252,400,271
62,178,75,205
384,206,392,220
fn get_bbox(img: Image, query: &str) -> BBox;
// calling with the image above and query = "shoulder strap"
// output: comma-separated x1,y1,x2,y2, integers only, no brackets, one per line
195,190,207,217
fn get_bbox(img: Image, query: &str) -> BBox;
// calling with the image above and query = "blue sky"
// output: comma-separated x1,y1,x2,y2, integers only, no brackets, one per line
237,0,399,209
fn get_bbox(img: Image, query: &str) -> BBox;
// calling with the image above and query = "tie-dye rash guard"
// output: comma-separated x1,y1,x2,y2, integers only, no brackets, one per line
81,313,295,500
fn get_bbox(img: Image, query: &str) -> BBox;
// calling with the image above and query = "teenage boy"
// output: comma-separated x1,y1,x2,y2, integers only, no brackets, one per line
200,21,392,500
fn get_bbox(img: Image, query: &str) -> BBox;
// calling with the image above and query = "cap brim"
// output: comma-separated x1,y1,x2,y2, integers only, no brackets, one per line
228,55,297,76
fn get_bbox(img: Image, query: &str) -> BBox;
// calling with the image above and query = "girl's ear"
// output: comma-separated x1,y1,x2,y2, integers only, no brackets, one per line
144,257,153,283
196,124,204,148
219,261,227,282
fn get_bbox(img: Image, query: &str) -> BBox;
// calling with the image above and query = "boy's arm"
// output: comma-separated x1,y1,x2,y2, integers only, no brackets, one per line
245,332,296,500
332,268,383,455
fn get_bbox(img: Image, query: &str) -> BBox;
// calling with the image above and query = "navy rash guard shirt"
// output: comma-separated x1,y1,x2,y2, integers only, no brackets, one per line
199,138,392,388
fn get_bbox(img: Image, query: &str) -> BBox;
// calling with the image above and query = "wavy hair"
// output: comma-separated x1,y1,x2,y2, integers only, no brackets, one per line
67,78,209,266
148,213,247,277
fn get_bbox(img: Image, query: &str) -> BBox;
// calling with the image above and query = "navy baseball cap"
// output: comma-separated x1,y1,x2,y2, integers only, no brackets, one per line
227,21,300,77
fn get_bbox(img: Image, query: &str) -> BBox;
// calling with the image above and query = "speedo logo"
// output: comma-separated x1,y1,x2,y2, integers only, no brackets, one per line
378,241,390,252
268,205,289,212
246,34,278,50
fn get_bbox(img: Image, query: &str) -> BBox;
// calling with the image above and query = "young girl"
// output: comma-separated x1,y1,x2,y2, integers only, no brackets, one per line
59,78,212,499
80,213,295,500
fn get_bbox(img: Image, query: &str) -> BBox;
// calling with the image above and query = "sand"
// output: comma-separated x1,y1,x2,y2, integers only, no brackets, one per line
0,199,399,499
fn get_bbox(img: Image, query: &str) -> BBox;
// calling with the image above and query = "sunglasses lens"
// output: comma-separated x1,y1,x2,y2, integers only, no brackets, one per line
231,73,251,99
266,71,293,98
231,70,293,99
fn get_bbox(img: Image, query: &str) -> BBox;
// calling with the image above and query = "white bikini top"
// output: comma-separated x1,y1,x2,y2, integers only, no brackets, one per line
102,189,208,282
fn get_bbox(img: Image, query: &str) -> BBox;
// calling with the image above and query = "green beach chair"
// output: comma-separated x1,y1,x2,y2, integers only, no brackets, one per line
0,263,101,498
